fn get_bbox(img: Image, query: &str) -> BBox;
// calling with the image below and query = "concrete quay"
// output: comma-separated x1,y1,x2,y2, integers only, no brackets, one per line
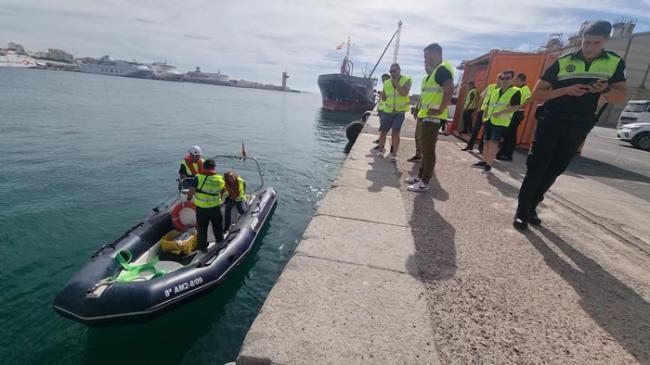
236,113,650,364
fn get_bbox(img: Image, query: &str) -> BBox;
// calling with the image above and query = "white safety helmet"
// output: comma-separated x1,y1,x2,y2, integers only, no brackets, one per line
188,145,202,156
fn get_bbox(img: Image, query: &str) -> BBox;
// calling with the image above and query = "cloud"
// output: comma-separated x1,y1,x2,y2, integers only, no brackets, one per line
1,0,648,91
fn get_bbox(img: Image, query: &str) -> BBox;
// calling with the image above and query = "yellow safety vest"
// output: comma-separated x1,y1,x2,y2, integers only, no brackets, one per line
378,97,386,112
487,86,521,127
481,83,498,121
383,75,411,113
518,85,531,105
225,176,247,202
556,52,622,82
181,158,204,177
417,61,454,120
194,174,225,208
464,88,478,110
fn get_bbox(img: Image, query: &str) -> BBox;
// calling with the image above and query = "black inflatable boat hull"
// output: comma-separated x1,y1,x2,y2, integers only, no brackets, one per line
53,187,277,326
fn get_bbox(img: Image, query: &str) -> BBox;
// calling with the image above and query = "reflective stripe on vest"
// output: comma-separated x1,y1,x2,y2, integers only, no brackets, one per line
487,86,520,127
556,53,621,82
383,75,411,113
194,174,224,208
417,61,454,120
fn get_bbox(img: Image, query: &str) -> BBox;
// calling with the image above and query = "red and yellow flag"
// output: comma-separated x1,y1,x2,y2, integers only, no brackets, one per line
241,140,248,161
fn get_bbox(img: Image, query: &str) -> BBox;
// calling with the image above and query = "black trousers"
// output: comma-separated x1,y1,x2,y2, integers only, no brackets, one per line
498,111,525,158
196,205,224,250
224,198,247,230
461,109,475,133
516,112,594,218
466,110,485,152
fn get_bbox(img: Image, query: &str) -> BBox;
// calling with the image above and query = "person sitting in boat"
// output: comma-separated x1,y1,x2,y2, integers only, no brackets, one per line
223,170,248,231
189,159,225,252
178,145,204,189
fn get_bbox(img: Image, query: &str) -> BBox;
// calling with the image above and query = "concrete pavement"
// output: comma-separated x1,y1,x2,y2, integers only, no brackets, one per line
454,125,650,255
236,114,650,364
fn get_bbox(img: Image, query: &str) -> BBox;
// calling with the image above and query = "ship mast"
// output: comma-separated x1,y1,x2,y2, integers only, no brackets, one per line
392,20,402,63
345,36,351,60
340,36,352,76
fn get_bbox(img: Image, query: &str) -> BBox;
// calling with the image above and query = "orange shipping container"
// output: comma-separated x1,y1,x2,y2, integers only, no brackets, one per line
450,50,558,150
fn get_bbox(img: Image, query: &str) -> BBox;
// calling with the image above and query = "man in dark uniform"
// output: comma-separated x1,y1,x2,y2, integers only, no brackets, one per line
514,20,627,230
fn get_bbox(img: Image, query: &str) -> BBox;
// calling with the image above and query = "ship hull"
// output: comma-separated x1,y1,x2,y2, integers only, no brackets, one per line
317,74,376,112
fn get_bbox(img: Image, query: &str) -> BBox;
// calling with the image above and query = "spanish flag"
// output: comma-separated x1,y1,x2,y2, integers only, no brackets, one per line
336,42,345,50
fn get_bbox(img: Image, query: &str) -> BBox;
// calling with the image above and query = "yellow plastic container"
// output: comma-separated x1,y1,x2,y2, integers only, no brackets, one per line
160,228,197,256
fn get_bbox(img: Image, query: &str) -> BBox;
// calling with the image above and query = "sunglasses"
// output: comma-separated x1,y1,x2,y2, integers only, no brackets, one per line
500,77,512,80
389,69,398,73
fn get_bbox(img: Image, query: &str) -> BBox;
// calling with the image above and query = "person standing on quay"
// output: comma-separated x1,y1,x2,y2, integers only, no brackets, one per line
461,81,478,134
374,73,391,145
514,21,627,229
405,43,454,192
190,159,225,253
497,72,531,161
375,63,411,162
461,77,500,153
472,70,521,174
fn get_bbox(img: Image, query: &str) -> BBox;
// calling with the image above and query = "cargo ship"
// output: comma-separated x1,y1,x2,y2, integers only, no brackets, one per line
317,22,402,113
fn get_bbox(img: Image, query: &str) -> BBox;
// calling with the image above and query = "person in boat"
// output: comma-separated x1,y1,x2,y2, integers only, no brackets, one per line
223,171,248,231
178,145,204,189
189,159,225,252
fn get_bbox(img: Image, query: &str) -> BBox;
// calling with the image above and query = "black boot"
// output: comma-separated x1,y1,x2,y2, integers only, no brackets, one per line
513,216,528,230
528,209,541,225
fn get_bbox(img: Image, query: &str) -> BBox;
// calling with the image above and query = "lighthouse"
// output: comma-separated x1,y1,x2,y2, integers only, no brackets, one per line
282,69,289,91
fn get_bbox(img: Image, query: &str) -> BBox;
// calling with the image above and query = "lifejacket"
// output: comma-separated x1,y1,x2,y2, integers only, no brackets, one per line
225,174,247,202
182,155,204,176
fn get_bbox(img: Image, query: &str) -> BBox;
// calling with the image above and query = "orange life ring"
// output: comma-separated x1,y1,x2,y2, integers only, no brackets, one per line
171,201,196,231
22,59,30,65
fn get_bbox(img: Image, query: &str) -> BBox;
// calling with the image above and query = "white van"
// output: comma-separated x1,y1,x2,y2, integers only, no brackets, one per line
617,100,650,128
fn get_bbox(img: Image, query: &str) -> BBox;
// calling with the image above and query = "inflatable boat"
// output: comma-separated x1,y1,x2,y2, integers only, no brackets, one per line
53,155,277,326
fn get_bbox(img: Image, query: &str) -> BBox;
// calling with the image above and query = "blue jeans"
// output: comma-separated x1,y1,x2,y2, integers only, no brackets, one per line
224,198,247,230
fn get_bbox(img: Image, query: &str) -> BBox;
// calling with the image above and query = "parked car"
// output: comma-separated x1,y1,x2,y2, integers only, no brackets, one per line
617,100,650,129
617,122,650,151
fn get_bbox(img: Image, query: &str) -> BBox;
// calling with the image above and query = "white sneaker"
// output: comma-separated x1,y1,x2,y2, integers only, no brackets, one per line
404,176,421,184
407,181,430,192
390,153,397,162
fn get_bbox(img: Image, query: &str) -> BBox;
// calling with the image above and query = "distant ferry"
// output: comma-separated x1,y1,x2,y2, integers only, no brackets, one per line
150,62,183,81
0,49,38,68
79,55,153,78
183,67,229,85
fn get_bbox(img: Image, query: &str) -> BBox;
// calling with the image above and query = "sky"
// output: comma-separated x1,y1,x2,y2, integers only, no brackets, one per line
2,0,649,92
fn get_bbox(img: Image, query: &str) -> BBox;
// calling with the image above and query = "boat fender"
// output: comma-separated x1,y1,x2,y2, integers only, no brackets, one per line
171,201,196,231
345,121,364,143
361,110,372,122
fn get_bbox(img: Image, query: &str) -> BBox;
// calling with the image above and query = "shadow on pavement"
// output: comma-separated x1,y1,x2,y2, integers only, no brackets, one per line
524,226,650,364
364,151,400,193
407,174,456,281
566,156,650,185
486,173,520,199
